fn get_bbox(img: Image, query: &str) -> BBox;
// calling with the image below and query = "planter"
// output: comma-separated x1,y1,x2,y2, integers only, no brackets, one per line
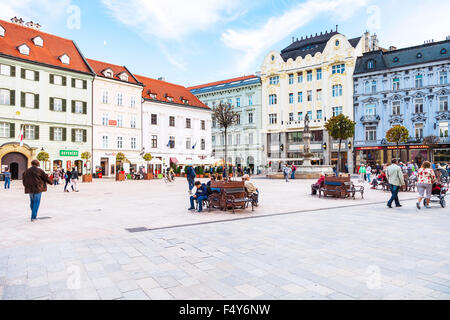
144,173,153,180
157,174,163,179
82,175,93,183
176,173,180,177
198,174,204,178
116,173,125,181
204,173,210,178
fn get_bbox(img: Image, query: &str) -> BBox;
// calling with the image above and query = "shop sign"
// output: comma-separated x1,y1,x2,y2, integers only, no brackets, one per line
356,147,383,150
60,150,79,157
109,120,117,126
387,146,406,149
409,145,429,149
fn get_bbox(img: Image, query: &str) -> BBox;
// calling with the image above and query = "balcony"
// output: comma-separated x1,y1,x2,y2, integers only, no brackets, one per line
439,136,450,143
360,115,381,123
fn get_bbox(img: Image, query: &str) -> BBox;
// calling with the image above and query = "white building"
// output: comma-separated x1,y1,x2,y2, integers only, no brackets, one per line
136,75,212,174
87,59,144,177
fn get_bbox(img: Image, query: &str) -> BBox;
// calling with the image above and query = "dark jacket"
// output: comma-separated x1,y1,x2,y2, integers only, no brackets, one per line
22,166,52,194
187,167,196,179
71,170,79,179
195,183,208,197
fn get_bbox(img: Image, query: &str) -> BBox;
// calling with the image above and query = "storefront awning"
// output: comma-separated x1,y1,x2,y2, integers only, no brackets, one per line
170,157,179,164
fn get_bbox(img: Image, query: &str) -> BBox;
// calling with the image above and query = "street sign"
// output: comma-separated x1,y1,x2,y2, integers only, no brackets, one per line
60,150,79,157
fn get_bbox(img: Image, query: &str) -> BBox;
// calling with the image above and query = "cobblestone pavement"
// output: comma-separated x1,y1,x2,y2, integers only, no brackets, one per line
0,178,449,300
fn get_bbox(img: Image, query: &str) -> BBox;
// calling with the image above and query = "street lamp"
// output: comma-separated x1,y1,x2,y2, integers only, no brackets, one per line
322,142,327,150
348,141,352,150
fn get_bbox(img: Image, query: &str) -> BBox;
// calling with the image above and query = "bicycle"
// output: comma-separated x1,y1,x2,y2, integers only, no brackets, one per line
163,173,175,183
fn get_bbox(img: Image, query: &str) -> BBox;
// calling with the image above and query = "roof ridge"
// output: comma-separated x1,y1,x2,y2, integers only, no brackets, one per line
188,75,257,90
0,19,75,43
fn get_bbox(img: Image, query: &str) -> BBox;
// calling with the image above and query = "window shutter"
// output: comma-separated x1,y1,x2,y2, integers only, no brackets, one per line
49,127,54,141
10,90,15,106
21,92,25,107
49,74,54,84
71,100,75,113
34,94,39,109
83,80,87,89
71,129,75,142
62,99,67,112
49,97,54,111
21,68,25,79
71,78,75,88
10,123,15,138
11,66,16,77
35,125,39,140
83,101,87,114
62,76,67,86
83,129,87,142
62,128,67,141
35,71,39,81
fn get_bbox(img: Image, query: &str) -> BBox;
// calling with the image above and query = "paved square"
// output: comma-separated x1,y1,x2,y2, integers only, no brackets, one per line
0,177,449,300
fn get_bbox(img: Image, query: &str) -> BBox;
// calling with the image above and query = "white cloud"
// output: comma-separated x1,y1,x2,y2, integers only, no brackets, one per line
222,0,370,73
0,0,72,24
101,0,241,40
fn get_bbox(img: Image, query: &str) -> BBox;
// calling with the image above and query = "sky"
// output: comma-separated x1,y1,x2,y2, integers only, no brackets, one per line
1,0,449,87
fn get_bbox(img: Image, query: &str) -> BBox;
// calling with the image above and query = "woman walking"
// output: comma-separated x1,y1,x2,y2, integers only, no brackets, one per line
416,161,436,209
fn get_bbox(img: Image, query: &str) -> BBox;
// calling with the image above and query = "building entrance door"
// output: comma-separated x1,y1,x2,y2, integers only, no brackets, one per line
10,162,19,179
2,152,27,179
101,158,109,176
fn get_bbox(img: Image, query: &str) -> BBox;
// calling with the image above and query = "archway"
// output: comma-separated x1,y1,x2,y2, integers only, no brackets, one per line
247,156,255,174
2,152,27,179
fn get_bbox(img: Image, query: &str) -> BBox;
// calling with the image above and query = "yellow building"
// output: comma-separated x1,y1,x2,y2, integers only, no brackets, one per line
260,29,378,172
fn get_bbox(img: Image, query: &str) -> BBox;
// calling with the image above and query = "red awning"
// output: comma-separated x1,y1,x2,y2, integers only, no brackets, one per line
170,157,178,164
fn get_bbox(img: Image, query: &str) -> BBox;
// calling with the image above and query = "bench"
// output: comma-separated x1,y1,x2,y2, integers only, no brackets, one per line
319,176,350,198
223,187,254,213
208,181,254,213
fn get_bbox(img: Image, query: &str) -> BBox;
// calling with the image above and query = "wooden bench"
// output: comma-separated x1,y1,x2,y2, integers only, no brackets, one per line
319,176,350,199
208,181,253,213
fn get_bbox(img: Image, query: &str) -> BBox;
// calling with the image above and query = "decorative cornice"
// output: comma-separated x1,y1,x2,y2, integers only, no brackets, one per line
411,113,427,123
435,111,450,121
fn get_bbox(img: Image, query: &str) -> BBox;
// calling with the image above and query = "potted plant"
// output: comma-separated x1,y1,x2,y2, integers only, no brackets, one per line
142,153,153,180
204,167,210,178
198,166,204,178
176,166,181,177
37,151,50,178
116,152,126,181
182,166,188,177
80,152,93,183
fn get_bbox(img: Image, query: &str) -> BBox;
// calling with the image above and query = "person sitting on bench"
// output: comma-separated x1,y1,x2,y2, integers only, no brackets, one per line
188,181,209,213
243,174,258,205
311,173,325,195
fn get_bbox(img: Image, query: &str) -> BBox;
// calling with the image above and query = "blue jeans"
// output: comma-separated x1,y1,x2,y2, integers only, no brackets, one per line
291,171,295,179
4,177,10,189
387,185,400,207
29,193,42,220
367,173,371,183
190,195,208,211
187,178,195,191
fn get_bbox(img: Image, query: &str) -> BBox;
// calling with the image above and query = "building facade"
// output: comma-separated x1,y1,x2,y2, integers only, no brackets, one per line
137,75,212,174
189,75,263,174
260,30,377,172
353,39,450,166
0,18,93,179
87,59,144,177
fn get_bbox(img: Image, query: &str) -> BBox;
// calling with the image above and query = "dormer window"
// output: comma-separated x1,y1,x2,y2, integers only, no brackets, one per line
0,25,5,37
118,72,128,81
150,93,156,99
103,68,113,78
33,36,43,47
416,52,423,59
166,95,173,102
18,44,30,55
393,57,399,63
367,59,375,69
59,54,70,65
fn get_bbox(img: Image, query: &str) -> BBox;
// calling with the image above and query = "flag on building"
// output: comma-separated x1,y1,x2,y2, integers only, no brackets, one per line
192,141,197,149
19,125,24,147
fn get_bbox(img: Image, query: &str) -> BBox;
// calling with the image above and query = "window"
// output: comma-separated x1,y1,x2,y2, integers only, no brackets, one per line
18,44,30,55
236,134,241,145
269,113,277,124
414,98,424,113
74,79,84,89
131,137,137,149
316,89,322,101
74,129,83,143
439,96,448,111
439,122,448,137
248,95,253,106
371,80,377,93
130,96,136,108
415,75,423,88
298,112,303,121
249,133,254,145
440,71,448,85
392,101,401,115
316,68,322,80
169,116,175,127
151,114,157,125
416,52,423,59
367,60,375,69
307,90,312,102
332,85,342,97
0,89,11,105
236,114,241,125
102,113,108,126
365,103,376,116
117,137,123,149
24,125,36,140
52,75,63,85
0,64,12,76
131,116,136,129
289,74,294,84
200,120,205,130
441,48,448,55
212,119,216,128
116,115,123,128
54,128,63,141
60,54,70,64
151,135,158,148
25,69,36,81
332,64,345,74
169,136,175,148
317,110,322,120
102,136,108,149
415,124,424,138
248,112,253,124
220,135,224,145
102,91,108,104
297,92,303,103
332,106,343,116
365,126,377,141
53,98,63,112
269,94,277,105
74,101,83,114
186,118,191,128
393,78,400,90
393,57,399,63
0,122,10,138
201,138,205,150
307,71,312,82
289,93,294,104
117,93,123,106
228,134,232,145
236,97,241,107
364,81,370,94
289,112,294,122
307,111,312,119
25,93,35,108
269,76,279,85
212,136,216,146
297,73,303,83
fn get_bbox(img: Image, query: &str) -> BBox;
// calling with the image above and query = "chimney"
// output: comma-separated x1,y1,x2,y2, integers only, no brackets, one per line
11,17,24,25
371,34,379,51
25,21,41,30
292,36,295,43
158,77,165,81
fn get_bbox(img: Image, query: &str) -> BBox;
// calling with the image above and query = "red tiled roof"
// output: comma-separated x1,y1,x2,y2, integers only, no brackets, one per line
136,74,209,110
86,58,140,84
0,19,91,74
187,75,257,90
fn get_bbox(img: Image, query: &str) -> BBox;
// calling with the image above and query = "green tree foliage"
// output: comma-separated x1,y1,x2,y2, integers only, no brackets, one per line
324,114,355,174
386,125,409,160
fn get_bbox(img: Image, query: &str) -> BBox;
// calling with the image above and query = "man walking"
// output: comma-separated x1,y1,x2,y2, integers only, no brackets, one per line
71,167,79,192
186,165,196,195
22,160,52,221
385,158,405,208
3,168,11,189
291,164,296,179
282,164,291,182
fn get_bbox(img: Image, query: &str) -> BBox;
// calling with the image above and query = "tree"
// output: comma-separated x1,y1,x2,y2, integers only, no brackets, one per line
385,125,409,161
324,114,355,175
36,151,49,163
212,102,238,177
142,153,152,172
423,135,440,163
116,152,126,171
81,152,91,175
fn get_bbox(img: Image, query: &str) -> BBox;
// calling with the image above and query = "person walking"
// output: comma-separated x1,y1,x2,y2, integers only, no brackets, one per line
416,161,436,209
63,169,71,192
358,164,366,182
186,165,196,195
282,164,291,182
291,164,297,179
53,169,60,185
385,158,406,208
70,168,79,192
22,160,52,221
366,164,372,183
3,168,11,189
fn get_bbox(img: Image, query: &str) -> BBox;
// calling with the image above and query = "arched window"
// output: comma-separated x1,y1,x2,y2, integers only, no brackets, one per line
416,52,423,59
441,48,447,55
364,81,370,94
371,80,377,93
367,59,375,69
393,57,399,63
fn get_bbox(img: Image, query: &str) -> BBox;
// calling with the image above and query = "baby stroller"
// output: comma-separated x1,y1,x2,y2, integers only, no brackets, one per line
423,182,447,208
